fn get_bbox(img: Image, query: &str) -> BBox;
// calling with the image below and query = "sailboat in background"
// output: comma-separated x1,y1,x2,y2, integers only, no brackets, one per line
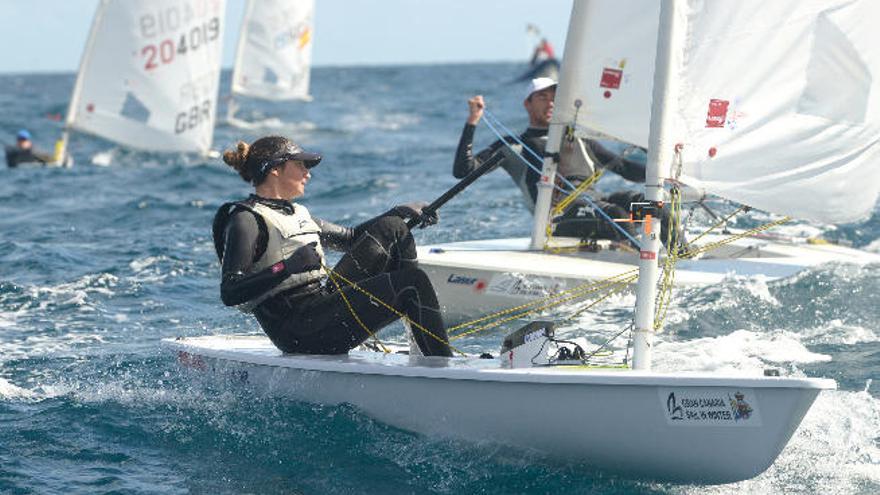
225,0,315,128
55,0,226,165
166,0,875,483
419,0,880,324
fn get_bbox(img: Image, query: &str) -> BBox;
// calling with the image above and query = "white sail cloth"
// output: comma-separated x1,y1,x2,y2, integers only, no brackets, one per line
67,0,225,154
231,0,314,101
558,0,880,224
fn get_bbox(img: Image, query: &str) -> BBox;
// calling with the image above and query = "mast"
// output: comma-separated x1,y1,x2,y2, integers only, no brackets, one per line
227,0,256,121
56,0,108,167
632,0,682,371
529,0,591,249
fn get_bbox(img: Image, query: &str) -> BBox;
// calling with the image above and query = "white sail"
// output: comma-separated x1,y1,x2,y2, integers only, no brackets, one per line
66,0,225,154
231,0,314,101
671,0,880,224
560,0,880,224
556,0,659,149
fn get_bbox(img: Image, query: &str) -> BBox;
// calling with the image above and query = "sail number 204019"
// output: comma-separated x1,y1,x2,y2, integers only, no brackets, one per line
141,17,220,71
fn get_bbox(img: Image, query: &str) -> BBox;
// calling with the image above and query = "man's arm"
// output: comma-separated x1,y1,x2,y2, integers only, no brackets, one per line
453,95,505,178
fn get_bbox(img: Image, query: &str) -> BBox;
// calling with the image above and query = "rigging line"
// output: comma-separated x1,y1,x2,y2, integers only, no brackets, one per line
325,267,391,354
322,263,467,357
446,268,639,336
450,272,639,341
481,108,641,247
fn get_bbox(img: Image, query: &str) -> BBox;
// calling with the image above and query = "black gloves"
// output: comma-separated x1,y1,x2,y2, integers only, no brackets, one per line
390,201,439,228
282,242,322,274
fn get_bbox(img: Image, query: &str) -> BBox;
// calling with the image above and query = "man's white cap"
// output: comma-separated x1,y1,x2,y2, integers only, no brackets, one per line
525,77,557,100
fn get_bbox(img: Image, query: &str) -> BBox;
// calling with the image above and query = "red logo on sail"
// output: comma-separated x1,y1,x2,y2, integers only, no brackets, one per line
706,99,729,128
600,68,623,89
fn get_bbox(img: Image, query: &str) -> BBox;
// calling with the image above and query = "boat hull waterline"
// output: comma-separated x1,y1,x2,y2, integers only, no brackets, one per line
167,335,834,484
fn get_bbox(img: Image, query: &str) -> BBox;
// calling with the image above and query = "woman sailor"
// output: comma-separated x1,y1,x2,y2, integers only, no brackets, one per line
214,135,452,357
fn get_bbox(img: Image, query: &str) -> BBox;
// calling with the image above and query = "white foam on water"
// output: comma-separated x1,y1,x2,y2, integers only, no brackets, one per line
865,237,880,254
0,377,36,400
0,332,108,362
694,389,880,494
652,329,830,374
739,275,779,305
227,116,317,132
128,255,192,283
340,111,420,132
90,149,114,166
801,320,878,346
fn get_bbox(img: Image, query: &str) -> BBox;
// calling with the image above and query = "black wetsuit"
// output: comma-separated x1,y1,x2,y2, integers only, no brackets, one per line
452,124,652,242
5,146,51,168
214,195,452,357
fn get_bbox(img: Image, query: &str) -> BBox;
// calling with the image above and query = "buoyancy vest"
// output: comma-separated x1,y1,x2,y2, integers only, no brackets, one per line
213,200,327,313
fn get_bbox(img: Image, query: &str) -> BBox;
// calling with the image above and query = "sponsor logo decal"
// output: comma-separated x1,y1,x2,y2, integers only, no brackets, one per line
706,98,729,128
487,274,564,298
446,274,488,293
660,388,762,426
640,251,656,260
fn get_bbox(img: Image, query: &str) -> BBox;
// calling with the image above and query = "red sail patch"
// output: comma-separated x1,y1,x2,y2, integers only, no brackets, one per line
600,68,623,89
706,99,729,128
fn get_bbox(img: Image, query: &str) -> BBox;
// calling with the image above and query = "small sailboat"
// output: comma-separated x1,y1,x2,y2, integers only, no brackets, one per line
515,24,560,82
225,0,314,127
419,0,880,324
167,0,869,483
55,0,226,165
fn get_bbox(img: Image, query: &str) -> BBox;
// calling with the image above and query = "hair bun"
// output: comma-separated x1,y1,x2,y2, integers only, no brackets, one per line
223,141,252,183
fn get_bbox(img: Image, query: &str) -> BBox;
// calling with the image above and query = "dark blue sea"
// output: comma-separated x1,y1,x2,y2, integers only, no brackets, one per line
1,64,879,494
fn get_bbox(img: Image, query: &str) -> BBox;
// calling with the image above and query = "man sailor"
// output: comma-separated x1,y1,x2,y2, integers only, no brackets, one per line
5,129,53,168
452,77,660,243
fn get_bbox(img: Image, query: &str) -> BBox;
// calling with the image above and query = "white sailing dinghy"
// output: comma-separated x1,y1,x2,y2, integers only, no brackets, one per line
55,0,226,164
167,0,870,483
225,0,315,128
418,0,880,324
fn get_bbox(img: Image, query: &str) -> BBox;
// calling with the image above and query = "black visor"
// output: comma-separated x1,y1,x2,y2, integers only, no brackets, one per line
255,142,322,181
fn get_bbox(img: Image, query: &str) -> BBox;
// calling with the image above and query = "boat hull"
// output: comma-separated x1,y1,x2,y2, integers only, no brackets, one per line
418,236,880,324
167,335,834,484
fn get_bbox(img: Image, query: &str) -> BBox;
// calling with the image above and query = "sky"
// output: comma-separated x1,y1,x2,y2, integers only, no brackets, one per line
0,0,573,74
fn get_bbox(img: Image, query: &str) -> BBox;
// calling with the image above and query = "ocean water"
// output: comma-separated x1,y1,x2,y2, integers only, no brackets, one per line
1,63,879,494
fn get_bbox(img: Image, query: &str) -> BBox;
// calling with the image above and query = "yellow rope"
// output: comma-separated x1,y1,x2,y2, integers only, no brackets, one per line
653,187,681,330
679,216,792,259
682,205,747,248
323,265,467,356
324,266,391,354
450,271,639,340
543,170,604,254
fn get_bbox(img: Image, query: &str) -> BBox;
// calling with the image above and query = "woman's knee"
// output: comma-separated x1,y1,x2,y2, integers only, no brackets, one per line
370,215,409,238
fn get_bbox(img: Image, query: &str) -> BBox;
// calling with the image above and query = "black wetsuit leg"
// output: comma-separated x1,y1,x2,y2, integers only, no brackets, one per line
331,216,418,283
256,216,452,357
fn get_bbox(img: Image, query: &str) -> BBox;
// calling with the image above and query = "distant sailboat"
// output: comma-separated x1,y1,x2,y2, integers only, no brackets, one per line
516,24,560,82
226,0,315,127
55,0,226,165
